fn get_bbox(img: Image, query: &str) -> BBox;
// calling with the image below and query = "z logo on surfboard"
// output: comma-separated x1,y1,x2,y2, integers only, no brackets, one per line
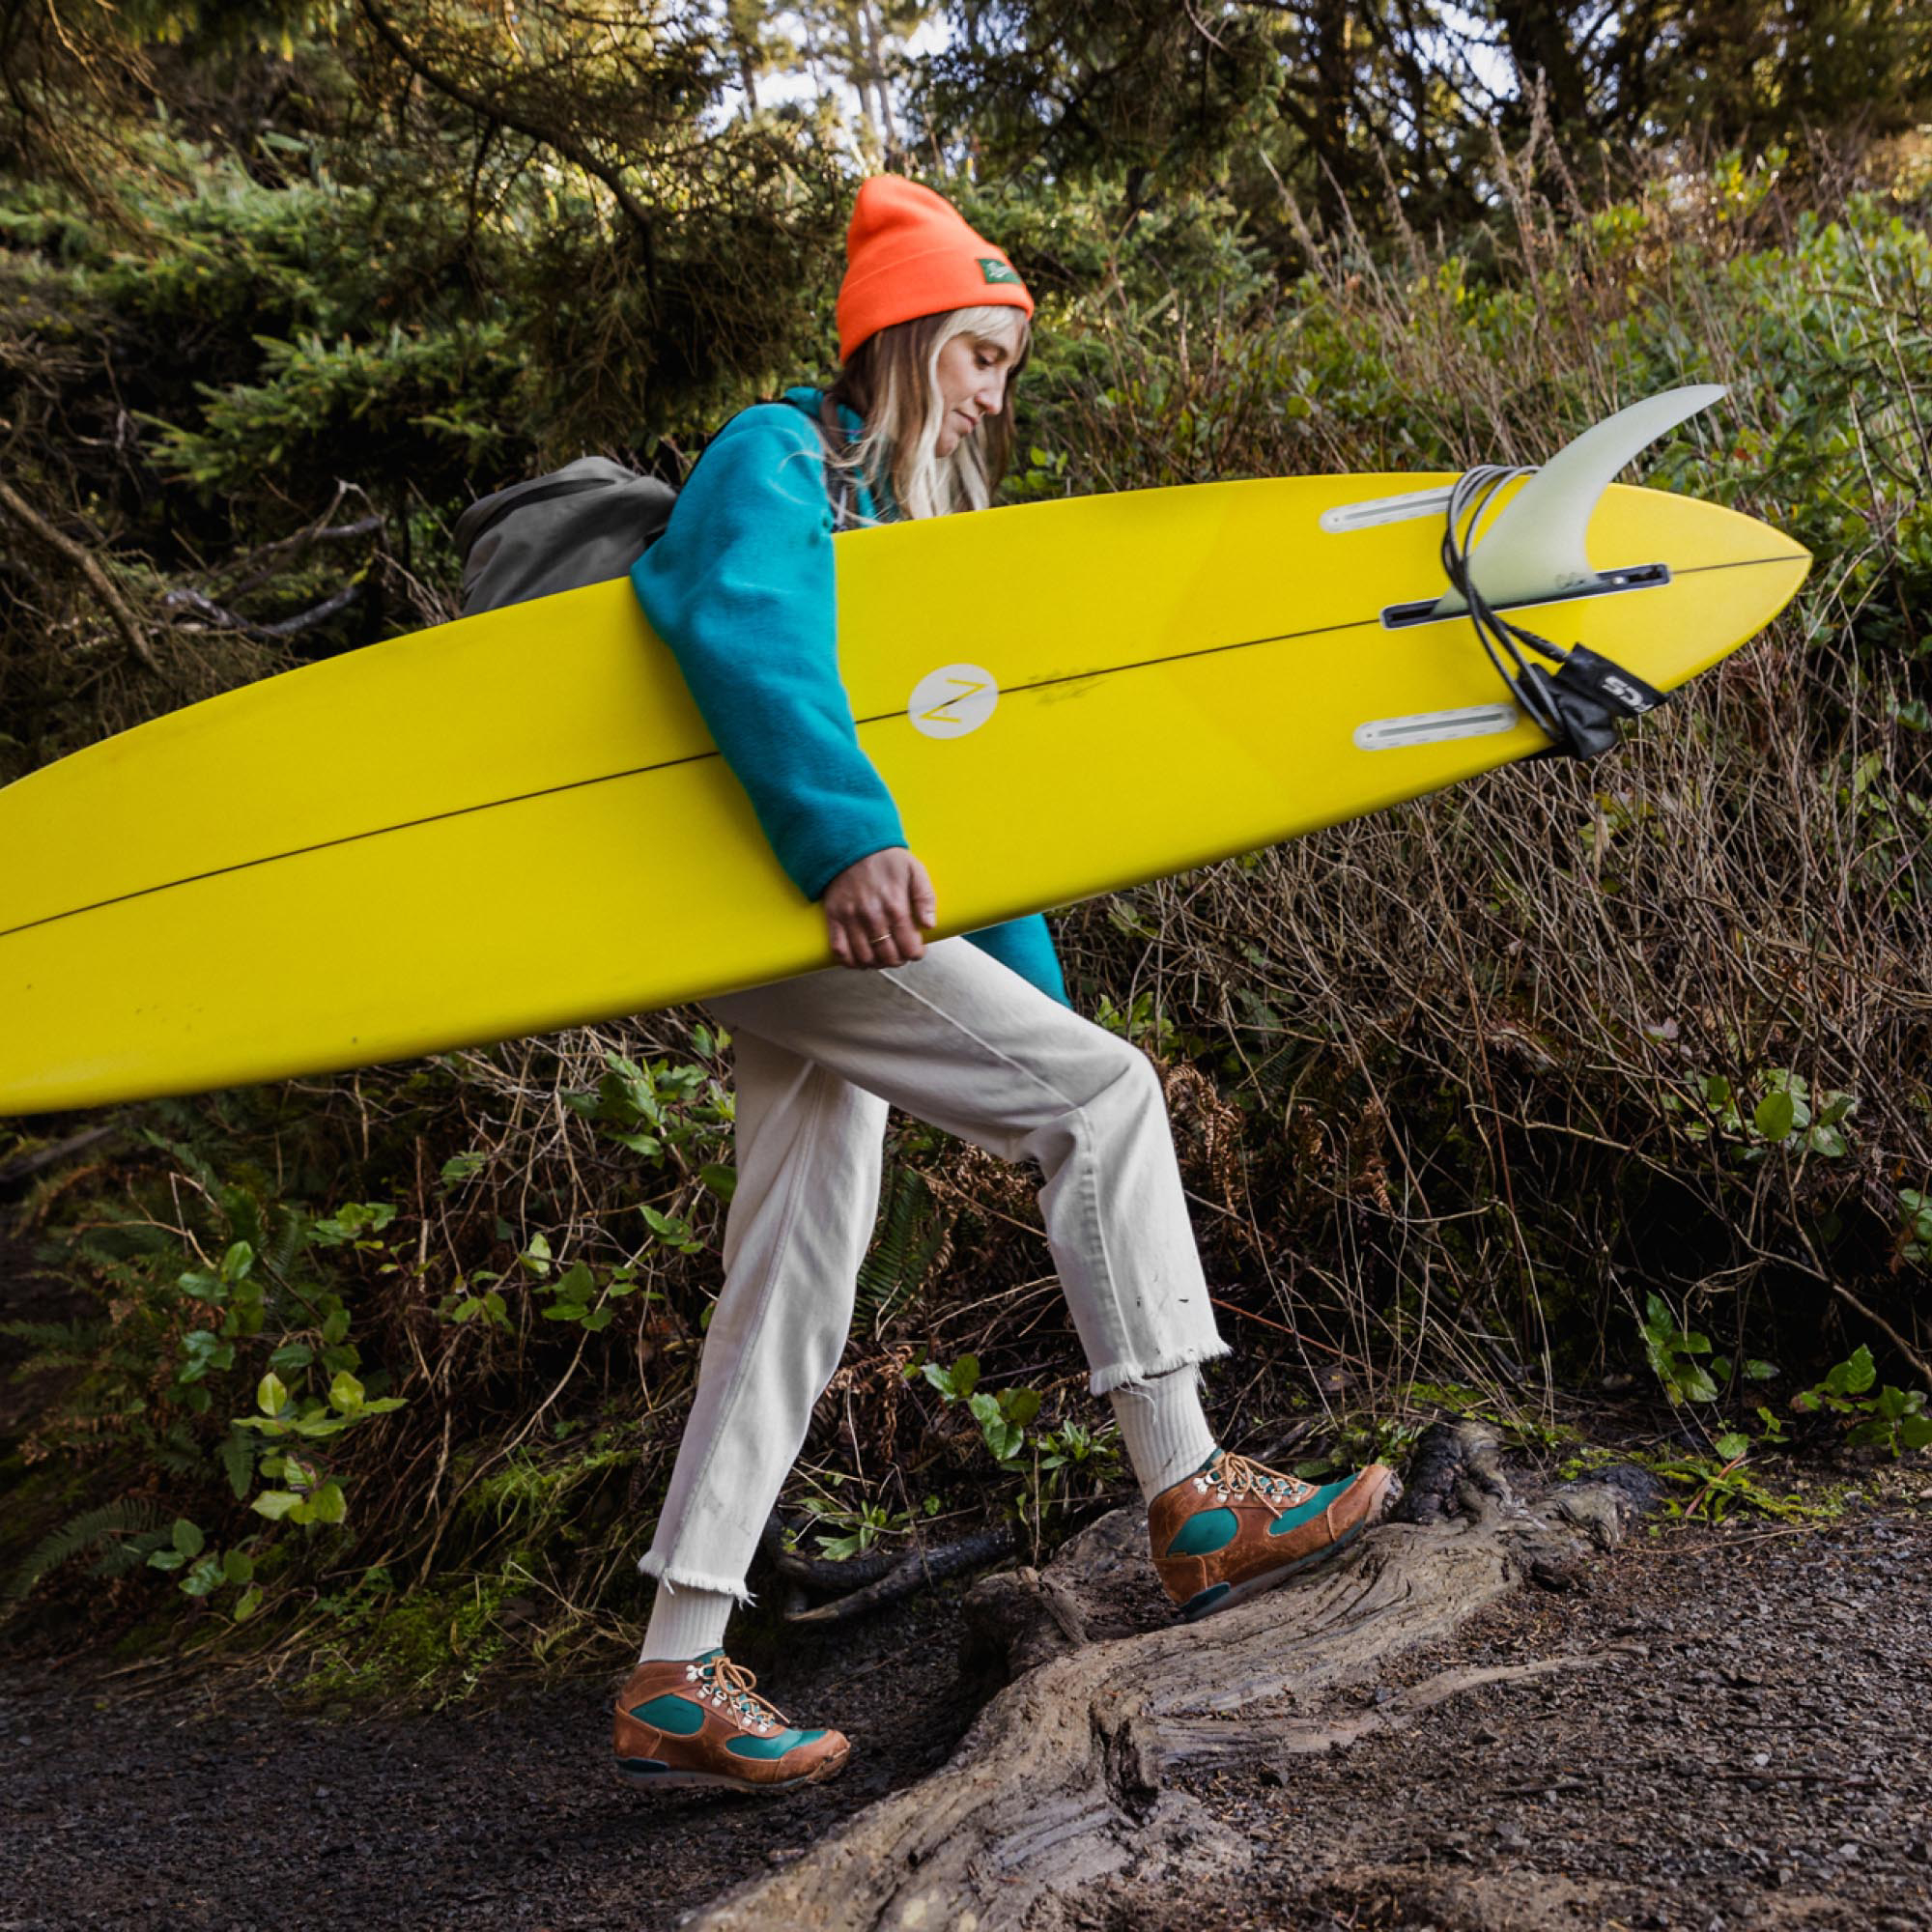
909,664,999,739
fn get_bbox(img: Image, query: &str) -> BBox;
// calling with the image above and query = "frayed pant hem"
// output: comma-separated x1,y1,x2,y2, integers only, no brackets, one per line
1089,1334,1234,1397
638,1548,757,1608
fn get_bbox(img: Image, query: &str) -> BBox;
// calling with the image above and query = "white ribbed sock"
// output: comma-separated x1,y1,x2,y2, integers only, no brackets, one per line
1108,1362,1219,1505
639,1580,736,1663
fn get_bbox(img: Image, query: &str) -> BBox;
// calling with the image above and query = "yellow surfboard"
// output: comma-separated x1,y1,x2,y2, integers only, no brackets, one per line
0,394,1808,1116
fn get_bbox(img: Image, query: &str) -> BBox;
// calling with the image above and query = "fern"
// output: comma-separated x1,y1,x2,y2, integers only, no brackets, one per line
266,1204,307,1281
0,1317,111,1368
153,1420,206,1480
856,1168,952,1331
71,1222,180,1265
134,1124,219,1195
0,1318,99,1347
89,1531,167,1580
218,1429,257,1500
3,1498,164,1617
0,1314,112,1379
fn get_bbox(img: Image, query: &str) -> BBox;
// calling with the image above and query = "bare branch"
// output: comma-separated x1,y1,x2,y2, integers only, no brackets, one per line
356,0,661,279
0,473,156,671
159,582,363,640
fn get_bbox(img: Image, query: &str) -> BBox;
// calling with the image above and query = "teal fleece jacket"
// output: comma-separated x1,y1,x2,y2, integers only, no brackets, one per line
630,386,1068,1007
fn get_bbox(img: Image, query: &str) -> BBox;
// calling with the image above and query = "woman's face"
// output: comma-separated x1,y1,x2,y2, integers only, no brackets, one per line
932,320,1022,458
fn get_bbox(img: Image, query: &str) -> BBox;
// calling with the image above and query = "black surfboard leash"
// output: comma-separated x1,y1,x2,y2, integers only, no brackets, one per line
1441,465,1667,761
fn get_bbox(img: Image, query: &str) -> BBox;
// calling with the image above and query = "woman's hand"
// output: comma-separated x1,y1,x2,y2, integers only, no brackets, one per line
823,848,937,969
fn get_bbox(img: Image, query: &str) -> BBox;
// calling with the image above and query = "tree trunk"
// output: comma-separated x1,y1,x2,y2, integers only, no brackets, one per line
685,1425,1655,1931
1492,0,1590,136
838,5,880,143
1309,0,1357,230
862,3,897,159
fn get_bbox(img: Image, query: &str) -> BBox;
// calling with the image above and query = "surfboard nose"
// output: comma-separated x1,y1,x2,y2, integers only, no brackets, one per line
1455,482,1811,697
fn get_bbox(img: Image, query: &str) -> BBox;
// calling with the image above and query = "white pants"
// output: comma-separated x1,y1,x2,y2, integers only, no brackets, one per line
639,936,1231,1604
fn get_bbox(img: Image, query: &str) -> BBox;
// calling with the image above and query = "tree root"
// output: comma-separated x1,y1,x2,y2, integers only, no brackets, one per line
683,1422,1653,1932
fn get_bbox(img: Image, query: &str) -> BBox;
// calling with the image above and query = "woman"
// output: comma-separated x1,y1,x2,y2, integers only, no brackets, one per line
611,176,1393,1793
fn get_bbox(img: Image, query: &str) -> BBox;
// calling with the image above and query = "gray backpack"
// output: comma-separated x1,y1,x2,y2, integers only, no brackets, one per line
454,404,856,617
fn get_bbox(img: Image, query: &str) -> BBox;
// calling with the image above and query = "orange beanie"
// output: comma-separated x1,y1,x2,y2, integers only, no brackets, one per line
835,175,1034,362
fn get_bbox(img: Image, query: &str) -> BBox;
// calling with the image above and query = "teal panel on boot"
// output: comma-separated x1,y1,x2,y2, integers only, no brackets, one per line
1267,1478,1354,1537
628,1692,706,1735
725,1726,829,1759
1165,1506,1238,1557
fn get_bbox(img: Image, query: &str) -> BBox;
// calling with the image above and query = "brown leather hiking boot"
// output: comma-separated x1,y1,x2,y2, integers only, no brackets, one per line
612,1647,851,1793
1149,1447,1397,1621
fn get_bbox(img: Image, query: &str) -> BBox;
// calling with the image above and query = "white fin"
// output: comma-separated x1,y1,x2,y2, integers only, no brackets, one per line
1431,384,1727,617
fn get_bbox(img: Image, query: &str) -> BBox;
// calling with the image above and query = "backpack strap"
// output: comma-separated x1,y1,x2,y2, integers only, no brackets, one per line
819,415,860,533
766,390,861,531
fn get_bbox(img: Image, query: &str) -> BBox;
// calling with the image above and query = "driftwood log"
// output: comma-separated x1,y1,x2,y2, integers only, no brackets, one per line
684,1423,1657,1932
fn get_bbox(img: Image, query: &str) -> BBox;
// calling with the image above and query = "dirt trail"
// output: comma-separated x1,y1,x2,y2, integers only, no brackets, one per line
1087,1501,1932,1931
1,1499,1927,1931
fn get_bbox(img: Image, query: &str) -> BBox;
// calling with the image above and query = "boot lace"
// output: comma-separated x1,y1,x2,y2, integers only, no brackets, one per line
1198,1448,1316,1509
683,1653,789,1735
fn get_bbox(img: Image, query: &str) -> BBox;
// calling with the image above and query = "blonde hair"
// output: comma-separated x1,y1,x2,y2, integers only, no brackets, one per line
823,305,1031,523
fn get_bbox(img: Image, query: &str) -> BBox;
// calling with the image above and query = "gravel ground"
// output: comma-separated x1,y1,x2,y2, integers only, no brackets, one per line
1088,1497,1932,1932
2,1494,1927,1931
0,1577,987,1932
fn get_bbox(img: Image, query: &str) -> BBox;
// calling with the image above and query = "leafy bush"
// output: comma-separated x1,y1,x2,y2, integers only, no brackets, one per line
1792,1346,1932,1457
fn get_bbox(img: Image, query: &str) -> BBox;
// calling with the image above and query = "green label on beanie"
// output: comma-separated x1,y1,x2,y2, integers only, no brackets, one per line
978,257,1022,285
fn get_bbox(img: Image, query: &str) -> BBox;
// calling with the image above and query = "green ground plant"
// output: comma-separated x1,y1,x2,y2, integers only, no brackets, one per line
1646,1443,1825,1525
787,1476,938,1561
1792,1346,1932,1457
914,1350,1126,1533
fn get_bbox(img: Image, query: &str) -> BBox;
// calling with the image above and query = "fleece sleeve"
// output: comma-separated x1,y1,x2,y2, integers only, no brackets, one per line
965,915,1070,1008
630,405,907,903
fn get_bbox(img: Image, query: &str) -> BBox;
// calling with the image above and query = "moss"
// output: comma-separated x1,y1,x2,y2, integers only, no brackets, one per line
456,1440,631,1536
110,1619,177,1661
1556,1444,1624,1482
297,1568,516,1709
